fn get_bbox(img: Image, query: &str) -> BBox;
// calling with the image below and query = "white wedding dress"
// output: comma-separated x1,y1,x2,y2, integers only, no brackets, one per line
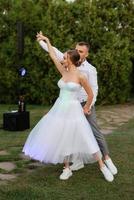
23,79,102,164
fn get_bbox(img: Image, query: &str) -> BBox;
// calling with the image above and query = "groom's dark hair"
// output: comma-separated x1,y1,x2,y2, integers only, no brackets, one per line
77,41,90,51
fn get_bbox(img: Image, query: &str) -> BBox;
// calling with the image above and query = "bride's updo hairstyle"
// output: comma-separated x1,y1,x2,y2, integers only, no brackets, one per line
67,49,81,67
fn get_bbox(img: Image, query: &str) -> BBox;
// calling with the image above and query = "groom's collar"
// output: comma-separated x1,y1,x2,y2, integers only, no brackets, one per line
81,59,87,66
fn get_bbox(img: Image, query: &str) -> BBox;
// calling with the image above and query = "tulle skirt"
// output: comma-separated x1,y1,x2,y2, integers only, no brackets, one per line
23,97,102,164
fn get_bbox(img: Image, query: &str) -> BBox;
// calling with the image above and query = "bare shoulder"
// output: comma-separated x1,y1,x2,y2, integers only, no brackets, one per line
78,72,92,93
78,72,88,84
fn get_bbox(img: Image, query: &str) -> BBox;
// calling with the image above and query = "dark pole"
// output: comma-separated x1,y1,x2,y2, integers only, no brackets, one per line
16,21,26,109
17,21,24,60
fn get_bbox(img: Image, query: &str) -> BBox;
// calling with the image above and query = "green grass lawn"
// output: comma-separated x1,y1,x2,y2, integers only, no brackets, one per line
0,105,133,200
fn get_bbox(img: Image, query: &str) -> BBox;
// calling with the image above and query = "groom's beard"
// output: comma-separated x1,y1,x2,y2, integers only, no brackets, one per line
79,58,86,65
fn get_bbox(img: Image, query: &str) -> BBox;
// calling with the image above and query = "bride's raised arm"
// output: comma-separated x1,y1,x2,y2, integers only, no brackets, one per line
37,33,65,75
37,32,64,61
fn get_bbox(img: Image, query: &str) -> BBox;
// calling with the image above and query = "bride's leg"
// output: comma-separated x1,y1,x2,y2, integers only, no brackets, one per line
59,156,73,180
64,160,70,168
93,153,104,168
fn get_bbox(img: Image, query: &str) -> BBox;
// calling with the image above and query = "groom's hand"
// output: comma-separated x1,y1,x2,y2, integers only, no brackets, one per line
36,36,42,41
39,31,43,35
36,32,41,41
36,31,43,41
36,32,49,43
83,105,91,115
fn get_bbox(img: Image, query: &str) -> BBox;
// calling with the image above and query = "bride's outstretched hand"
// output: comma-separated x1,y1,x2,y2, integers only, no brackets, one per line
36,31,49,42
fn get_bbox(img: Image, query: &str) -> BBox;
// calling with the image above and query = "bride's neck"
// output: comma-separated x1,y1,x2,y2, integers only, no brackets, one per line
67,64,76,72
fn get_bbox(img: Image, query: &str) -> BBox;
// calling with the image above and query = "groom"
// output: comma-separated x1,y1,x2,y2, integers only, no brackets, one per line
36,32,118,182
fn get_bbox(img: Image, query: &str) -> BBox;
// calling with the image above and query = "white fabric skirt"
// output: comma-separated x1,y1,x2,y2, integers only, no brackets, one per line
23,97,102,164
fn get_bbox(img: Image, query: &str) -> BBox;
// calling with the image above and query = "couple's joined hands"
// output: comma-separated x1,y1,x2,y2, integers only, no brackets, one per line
83,105,91,115
36,31,49,42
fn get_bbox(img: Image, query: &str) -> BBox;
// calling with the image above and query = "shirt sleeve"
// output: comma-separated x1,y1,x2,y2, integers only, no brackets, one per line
88,68,98,107
39,40,64,61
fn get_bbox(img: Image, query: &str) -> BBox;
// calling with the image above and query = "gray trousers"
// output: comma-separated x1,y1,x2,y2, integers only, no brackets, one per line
81,102,109,157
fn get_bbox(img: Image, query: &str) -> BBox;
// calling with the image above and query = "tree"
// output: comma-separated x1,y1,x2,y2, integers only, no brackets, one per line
0,0,133,104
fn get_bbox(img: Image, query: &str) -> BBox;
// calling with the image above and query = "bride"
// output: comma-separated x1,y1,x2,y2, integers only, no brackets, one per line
23,34,113,182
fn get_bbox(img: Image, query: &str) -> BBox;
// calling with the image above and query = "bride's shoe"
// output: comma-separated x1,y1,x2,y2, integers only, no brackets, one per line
59,168,73,180
70,162,84,171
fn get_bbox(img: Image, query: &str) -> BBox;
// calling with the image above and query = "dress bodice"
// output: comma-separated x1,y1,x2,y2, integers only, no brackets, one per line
57,79,81,101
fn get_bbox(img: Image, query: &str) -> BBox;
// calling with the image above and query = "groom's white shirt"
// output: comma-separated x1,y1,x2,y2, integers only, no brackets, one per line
39,40,98,107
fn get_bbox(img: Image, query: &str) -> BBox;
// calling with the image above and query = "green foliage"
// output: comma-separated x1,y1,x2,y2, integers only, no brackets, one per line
0,0,133,104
